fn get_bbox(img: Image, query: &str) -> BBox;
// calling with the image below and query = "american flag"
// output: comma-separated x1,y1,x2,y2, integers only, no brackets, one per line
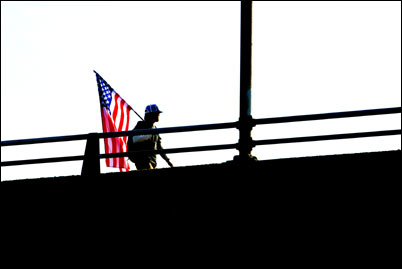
94,71,132,172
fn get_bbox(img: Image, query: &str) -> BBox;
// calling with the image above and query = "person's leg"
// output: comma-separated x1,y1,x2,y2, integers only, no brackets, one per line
135,161,153,170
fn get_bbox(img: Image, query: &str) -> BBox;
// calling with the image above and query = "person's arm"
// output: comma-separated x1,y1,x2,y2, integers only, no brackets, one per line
165,158,174,168
157,137,173,168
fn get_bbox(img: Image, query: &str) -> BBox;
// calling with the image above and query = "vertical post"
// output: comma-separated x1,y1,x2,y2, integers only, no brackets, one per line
81,133,100,176
237,0,256,162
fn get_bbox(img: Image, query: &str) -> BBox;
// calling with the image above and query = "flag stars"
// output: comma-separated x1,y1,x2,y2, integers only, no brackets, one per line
100,85,113,108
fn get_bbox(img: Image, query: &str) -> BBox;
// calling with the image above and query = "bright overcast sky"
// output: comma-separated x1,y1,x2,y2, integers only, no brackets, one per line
1,1,401,181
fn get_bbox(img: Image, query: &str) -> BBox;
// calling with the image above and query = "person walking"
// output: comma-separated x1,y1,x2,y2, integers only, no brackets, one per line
128,104,173,170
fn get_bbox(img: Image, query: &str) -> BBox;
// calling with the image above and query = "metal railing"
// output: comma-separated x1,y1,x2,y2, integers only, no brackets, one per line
1,107,401,177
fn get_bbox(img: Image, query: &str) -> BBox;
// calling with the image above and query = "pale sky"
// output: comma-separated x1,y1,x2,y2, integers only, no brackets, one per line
1,1,401,181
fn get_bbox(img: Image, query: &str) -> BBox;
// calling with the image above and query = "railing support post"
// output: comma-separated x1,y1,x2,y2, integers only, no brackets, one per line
81,133,100,176
236,0,257,163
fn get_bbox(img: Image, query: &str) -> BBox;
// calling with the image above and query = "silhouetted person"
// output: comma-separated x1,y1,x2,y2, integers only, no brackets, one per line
128,104,173,170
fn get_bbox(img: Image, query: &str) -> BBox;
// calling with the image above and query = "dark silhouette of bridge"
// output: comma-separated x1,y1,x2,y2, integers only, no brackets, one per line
3,150,400,220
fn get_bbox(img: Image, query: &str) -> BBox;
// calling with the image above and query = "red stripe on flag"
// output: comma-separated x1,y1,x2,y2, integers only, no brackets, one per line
112,94,119,123
124,106,130,145
101,106,131,170
101,108,111,167
118,99,125,131
104,109,115,166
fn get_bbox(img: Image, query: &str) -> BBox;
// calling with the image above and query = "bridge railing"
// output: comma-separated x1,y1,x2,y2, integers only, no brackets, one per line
1,107,401,176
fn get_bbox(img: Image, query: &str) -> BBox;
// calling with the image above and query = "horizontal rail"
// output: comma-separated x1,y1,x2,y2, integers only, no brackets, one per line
254,129,401,146
2,129,400,167
0,144,239,167
1,107,400,147
102,129,401,159
254,107,401,126
100,107,401,139
97,121,238,139
99,143,239,159
1,122,238,147
1,134,90,147
1,155,85,167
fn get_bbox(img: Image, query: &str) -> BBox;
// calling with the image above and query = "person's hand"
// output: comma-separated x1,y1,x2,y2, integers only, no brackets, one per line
166,160,174,168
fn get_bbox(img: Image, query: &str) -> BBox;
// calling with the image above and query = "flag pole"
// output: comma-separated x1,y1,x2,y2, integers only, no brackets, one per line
131,107,144,121
93,70,144,121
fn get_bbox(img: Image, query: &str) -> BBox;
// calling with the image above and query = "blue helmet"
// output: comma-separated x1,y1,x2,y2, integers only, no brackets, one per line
145,104,163,114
